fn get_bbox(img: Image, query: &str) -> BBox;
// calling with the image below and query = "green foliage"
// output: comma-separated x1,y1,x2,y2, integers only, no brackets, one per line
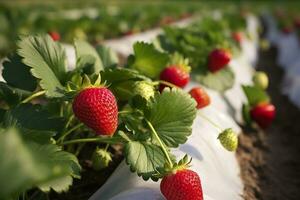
4,104,64,133
2,54,37,92
145,89,197,148
17,35,66,97
96,45,119,68
74,39,104,73
129,42,169,78
0,128,80,199
125,141,166,181
194,67,235,92
242,85,270,106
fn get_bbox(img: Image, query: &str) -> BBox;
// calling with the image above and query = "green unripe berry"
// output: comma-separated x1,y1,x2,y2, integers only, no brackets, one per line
218,128,238,151
253,71,269,89
92,148,112,171
133,81,155,100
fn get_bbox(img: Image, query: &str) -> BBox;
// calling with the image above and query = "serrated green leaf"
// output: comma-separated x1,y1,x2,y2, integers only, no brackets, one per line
0,128,81,199
242,85,270,106
2,54,37,92
130,42,169,78
38,176,73,193
145,89,197,147
195,67,235,92
96,45,118,68
125,141,166,180
17,35,66,97
74,39,104,73
4,104,64,134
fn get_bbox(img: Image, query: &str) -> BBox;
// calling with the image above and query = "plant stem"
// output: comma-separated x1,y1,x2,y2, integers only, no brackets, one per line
118,110,133,115
104,143,110,151
75,143,85,156
146,119,173,167
197,111,223,132
154,80,180,89
57,123,84,143
21,90,46,103
61,137,119,145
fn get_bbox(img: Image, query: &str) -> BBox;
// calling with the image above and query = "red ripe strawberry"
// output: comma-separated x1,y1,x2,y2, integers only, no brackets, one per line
208,49,231,73
232,32,243,44
282,26,293,34
160,169,203,200
189,87,210,109
48,31,61,41
250,102,276,129
72,87,118,136
160,65,190,91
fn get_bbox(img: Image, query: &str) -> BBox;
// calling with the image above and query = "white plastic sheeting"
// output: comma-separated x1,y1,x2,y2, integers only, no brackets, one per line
263,14,300,108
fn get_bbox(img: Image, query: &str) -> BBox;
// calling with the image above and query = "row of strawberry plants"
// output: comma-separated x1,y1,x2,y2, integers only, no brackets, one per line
0,37,233,200
0,10,276,200
0,3,197,58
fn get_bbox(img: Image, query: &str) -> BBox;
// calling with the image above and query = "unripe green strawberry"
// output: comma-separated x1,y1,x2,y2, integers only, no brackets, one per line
218,128,238,151
92,148,112,170
72,87,118,136
253,71,269,89
133,81,155,100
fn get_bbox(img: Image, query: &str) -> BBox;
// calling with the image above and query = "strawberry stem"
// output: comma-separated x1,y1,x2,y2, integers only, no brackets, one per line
118,110,133,115
155,80,180,89
57,123,84,143
60,137,122,145
21,90,46,104
146,119,173,167
197,111,223,132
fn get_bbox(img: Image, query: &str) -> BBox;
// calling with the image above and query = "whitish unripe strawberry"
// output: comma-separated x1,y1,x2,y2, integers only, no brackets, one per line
218,128,238,151
133,81,155,100
253,71,269,89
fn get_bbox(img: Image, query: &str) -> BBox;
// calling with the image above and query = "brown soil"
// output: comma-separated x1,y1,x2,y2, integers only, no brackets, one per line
237,46,300,200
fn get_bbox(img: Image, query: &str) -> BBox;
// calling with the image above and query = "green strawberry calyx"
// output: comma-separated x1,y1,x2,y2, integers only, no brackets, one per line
168,52,191,73
155,154,192,178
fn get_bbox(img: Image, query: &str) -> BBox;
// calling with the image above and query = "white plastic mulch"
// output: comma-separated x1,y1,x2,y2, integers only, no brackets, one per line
263,13,300,108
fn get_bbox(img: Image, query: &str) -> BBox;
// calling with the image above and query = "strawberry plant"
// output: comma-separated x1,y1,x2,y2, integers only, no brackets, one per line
155,17,240,92
242,85,276,129
0,35,202,199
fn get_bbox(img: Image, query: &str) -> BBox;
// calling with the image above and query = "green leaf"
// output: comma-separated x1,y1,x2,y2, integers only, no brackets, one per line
96,45,118,68
194,67,235,92
2,54,37,92
0,128,81,199
242,85,270,106
74,39,104,73
242,103,252,126
0,82,30,107
145,89,197,147
125,141,166,181
75,54,96,74
101,68,150,84
17,35,66,97
4,104,64,134
130,42,169,78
